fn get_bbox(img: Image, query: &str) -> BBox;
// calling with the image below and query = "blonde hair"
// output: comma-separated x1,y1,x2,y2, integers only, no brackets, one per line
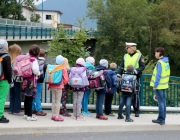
39,49,46,57
63,57,70,71
131,46,137,52
136,50,141,54
110,62,117,69
8,44,21,64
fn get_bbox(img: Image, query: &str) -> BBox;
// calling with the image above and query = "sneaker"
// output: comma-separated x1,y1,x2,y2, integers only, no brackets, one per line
0,116,9,123
36,111,47,116
27,116,38,121
125,118,134,122
107,113,115,117
96,114,100,119
135,114,139,117
32,110,37,114
23,115,27,119
86,111,93,117
62,112,71,117
82,112,88,116
59,110,64,115
54,116,64,121
99,115,108,120
76,116,85,121
117,115,124,119
152,119,165,125
51,115,55,120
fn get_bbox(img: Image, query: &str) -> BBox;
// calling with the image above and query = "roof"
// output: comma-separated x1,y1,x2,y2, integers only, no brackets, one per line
23,6,63,15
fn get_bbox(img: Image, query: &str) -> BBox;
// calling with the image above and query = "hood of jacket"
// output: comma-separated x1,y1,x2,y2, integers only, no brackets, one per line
96,65,107,71
85,61,95,70
159,57,169,63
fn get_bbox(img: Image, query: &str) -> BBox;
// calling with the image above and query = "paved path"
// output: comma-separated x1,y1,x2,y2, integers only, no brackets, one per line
0,111,180,135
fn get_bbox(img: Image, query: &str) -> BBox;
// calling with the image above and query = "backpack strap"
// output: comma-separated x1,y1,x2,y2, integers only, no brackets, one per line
1,54,9,59
52,65,64,73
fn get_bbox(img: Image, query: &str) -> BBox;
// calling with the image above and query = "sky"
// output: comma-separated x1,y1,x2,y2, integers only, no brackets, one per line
34,0,46,5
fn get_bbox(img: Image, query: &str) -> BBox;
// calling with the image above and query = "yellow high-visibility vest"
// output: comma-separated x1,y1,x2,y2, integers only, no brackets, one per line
150,60,170,89
124,53,141,71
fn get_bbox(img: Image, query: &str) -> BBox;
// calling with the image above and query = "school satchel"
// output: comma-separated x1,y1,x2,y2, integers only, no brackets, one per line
120,73,137,93
0,54,9,80
44,64,64,84
88,70,106,90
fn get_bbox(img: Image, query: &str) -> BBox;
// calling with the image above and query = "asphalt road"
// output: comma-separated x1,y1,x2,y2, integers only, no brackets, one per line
1,131,179,140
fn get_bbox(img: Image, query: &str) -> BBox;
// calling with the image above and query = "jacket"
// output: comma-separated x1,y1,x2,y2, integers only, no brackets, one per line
108,68,118,94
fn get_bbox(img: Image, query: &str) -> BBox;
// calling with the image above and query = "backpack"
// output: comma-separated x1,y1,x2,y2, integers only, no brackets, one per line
38,59,45,81
120,73,137,93
88,70,106,90
12,55,35,78
0,54,9,80
44,64,64,84
68,67,89,88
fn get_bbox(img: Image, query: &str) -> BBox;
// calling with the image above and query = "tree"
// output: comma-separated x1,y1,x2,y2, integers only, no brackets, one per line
30,13,41,22
0,0,38,20
87,0,149,64
48,19,90,66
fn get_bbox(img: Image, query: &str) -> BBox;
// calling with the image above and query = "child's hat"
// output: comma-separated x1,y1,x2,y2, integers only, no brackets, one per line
56,55,64,65
76,58,85,66
99,59,108,67
86,56,95,64
0,39,8,53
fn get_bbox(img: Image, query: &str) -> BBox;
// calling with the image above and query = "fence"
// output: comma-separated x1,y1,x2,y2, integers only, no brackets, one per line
0,24,97,40
41,74,180,108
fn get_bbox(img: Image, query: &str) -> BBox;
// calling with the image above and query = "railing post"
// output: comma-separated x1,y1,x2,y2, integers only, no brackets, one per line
31,27,33,39
19,26,21,39
13,25,15,39
25,26,27,39
6,25,8,40
41,27,42,39
49,28,51,38
140,75,143,106
36,27,38,39
45,28,47,38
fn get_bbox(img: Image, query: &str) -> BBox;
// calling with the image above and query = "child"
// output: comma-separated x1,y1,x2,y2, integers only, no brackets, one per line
22,44,40,121
118,64,134,122
104,63,118,116
9,44,23,116
0,39,12,123
49,55,68,121
70,58,87,121
82,56,95,117
95,59,112,120
32,49,47,116
59,57,71,117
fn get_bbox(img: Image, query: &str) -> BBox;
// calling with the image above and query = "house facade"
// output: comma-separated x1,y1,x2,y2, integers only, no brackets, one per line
22,6,62,28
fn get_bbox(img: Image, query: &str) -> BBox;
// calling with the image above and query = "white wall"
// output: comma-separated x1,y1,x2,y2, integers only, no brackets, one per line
22,8,32,22
72,26,80,30
36,11,61,28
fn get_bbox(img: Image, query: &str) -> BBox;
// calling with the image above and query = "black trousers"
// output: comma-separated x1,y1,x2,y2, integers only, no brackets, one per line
24,96,33,117
104,93,114,115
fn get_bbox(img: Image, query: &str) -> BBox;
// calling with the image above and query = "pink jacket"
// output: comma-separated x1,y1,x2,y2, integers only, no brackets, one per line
48,69,69,89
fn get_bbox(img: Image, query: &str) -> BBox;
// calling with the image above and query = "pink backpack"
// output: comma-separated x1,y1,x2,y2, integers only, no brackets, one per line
12,54,35,77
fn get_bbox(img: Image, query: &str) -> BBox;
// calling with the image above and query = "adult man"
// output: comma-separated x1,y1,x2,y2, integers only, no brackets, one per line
118,42,145,117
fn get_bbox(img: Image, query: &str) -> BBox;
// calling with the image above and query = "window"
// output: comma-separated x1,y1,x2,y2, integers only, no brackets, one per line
46,15,51,20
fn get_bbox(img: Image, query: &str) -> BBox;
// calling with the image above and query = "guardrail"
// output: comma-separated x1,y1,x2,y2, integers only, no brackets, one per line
0,24,97,40
0,18,51,28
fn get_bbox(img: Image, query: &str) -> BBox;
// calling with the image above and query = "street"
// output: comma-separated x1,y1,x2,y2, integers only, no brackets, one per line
1,131,179,140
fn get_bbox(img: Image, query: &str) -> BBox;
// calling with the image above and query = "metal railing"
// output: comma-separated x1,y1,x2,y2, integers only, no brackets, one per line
0,24,98,40
0,18,52,28
41,74,180,108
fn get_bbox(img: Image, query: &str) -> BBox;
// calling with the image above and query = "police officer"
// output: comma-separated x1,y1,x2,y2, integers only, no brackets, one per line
118,42,145,117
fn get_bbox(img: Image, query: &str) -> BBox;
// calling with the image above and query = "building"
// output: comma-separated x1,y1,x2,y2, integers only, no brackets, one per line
61,24,80,30
22,6,62,28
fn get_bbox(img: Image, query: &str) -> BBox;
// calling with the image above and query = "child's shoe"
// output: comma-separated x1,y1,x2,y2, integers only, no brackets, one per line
82,111,88,116
0,116,9,123
76,116,85,121
99,115,108,120
51,115,55,120
86,111,93,117
27,116,37,121
62,111,71,117
23,115,27,119
117,115,124,119
59,110,63,115
125,118,134,122
96,114,100,119
54,116,64,121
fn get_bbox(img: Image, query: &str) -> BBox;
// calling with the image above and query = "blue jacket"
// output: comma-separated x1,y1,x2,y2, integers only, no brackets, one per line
108,68,118,94
96,65,112,93
154,57,169,88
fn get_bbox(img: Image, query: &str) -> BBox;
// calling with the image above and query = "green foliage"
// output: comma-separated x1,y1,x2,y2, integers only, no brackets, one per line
30,13,41,23
48,19,90,66
87,0,180,76
0,0,38,20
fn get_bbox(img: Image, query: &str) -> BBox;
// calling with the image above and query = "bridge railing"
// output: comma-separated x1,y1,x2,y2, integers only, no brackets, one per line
41,74,180,108
0,24,98,40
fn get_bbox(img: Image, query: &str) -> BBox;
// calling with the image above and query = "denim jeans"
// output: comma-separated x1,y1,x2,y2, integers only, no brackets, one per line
96,91,105,116
118,93,133,119
32,83,42,112
82,88,91,113
155,89,166,123
9,82,21,113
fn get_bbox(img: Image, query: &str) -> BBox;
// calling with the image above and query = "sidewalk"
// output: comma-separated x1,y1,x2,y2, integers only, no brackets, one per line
0,111,180,135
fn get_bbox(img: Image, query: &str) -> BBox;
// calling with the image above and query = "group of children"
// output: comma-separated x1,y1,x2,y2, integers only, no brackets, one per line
0,38,137,123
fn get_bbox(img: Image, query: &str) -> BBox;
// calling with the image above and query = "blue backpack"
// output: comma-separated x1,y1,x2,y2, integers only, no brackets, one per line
38,59,45,81
44,64,64,84
120,73,137,93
